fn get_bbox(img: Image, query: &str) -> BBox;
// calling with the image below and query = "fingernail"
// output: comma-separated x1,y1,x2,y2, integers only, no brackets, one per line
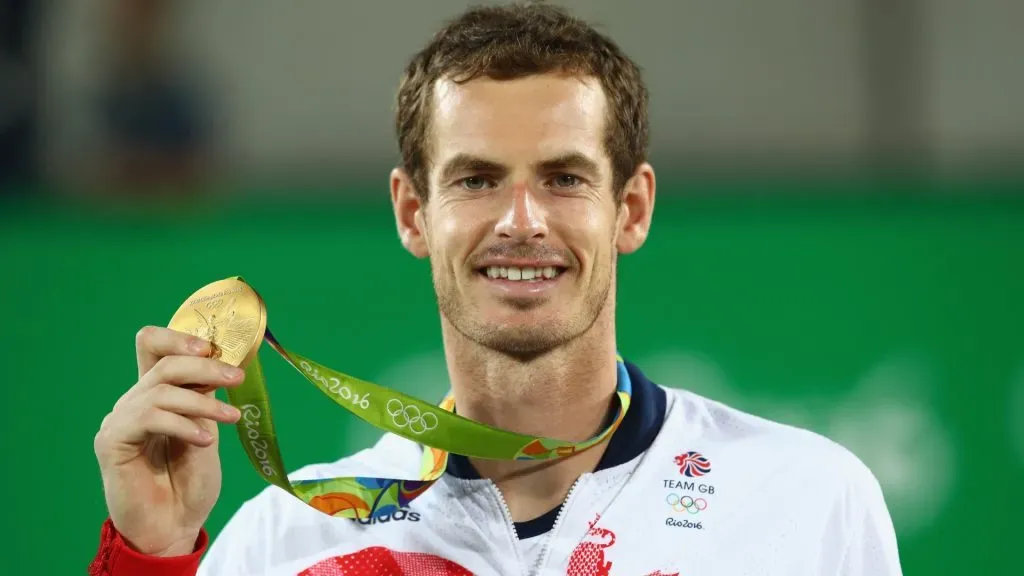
189,338,208,354
197,429,214,442
222,404,240,419
223,367,243,381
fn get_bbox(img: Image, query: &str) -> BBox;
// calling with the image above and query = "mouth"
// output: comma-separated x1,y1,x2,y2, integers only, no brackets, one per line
474,263,569,298
477,265,567,282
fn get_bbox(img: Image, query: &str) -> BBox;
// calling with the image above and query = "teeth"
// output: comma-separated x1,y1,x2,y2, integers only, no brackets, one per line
484,266,561,282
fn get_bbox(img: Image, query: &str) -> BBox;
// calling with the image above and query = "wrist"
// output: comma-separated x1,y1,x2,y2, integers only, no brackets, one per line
152,538,201,558
123,530,202,558
91,519,208,576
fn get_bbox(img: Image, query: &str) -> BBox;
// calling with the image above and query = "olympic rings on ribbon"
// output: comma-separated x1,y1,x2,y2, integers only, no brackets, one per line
666,493,708,514
386,398,439,435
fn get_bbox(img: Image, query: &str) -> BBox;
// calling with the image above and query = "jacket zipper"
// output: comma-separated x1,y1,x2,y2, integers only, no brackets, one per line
492,480,523,572
493,481,521,541
528,477,581,576
493,477,584,576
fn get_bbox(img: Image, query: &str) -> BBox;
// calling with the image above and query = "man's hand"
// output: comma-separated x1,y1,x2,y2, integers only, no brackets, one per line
94,326,244,556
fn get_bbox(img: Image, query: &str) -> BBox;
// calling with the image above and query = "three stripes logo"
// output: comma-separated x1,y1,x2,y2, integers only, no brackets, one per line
673,451,711,478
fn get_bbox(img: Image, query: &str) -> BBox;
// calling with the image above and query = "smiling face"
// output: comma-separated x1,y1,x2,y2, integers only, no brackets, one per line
391,73,654,358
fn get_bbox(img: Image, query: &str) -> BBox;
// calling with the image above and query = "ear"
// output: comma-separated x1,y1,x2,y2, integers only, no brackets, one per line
390,168,430,258
615,162,656,254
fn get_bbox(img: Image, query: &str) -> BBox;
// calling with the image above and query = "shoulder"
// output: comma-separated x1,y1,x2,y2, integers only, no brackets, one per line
648,387,900,572
200,433,426,574
204,432,422,559
660,386,884,495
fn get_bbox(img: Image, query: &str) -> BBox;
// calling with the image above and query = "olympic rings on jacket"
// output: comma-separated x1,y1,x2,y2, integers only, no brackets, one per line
666,493,708,514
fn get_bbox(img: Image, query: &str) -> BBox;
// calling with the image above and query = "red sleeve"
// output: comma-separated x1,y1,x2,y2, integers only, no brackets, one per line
88,518,209,576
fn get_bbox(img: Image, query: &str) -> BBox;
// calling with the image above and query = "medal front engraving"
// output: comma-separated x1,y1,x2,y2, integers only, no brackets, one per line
168,278,266,368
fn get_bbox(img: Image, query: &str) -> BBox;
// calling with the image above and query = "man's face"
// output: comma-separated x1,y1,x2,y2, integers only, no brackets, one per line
393,73,650,358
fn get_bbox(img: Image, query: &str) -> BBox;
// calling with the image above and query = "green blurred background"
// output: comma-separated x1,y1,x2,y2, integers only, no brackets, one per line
1,181,1022,574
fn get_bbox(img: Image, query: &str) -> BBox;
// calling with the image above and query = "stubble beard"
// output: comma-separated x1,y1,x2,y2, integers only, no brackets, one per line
435,263,614,362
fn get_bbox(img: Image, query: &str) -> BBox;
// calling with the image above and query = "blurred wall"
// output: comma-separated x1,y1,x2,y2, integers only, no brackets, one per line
926,0,1024,169
36,0,1024,185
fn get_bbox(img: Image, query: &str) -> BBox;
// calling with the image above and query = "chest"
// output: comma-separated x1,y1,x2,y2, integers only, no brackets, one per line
267,477,832,576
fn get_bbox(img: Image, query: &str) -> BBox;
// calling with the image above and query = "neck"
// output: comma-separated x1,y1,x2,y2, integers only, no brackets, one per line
441,310,619,521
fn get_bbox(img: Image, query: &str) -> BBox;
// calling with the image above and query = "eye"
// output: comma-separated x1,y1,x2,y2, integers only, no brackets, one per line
460,176,491,191
552,174,580,188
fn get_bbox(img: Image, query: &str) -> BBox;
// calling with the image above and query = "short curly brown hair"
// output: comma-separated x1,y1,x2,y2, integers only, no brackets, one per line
394,2,649,201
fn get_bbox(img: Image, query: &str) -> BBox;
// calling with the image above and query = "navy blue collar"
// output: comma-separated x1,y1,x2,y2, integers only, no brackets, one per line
445,361,667,539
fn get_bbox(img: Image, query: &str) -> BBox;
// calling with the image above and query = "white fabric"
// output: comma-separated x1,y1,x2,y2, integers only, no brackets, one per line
199,388,903,575
516,536,548,574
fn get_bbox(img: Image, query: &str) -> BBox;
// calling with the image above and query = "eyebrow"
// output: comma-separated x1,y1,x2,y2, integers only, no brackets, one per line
438,152,602,184
537,153,601,178
438,154,507,184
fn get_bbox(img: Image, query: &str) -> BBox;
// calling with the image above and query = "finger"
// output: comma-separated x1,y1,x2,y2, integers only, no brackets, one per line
139,355,245,392
135,325,211,379
123,406,217,447
149,383,241,423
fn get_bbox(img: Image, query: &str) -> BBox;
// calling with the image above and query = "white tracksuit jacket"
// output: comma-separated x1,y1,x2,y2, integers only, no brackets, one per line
198,363,903,576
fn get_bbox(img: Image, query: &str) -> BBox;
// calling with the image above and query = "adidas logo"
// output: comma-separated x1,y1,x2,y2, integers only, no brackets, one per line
356,509,422,525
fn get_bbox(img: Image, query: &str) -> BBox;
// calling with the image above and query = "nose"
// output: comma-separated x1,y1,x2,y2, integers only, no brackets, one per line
494,183,548,241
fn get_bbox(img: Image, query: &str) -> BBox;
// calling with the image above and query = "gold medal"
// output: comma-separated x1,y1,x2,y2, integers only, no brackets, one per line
167,277,266,368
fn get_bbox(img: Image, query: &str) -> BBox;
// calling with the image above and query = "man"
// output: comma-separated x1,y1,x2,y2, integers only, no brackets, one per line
90,4,902,575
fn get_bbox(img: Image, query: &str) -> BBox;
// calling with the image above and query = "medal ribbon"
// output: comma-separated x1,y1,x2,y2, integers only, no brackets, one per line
225,329,632,520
